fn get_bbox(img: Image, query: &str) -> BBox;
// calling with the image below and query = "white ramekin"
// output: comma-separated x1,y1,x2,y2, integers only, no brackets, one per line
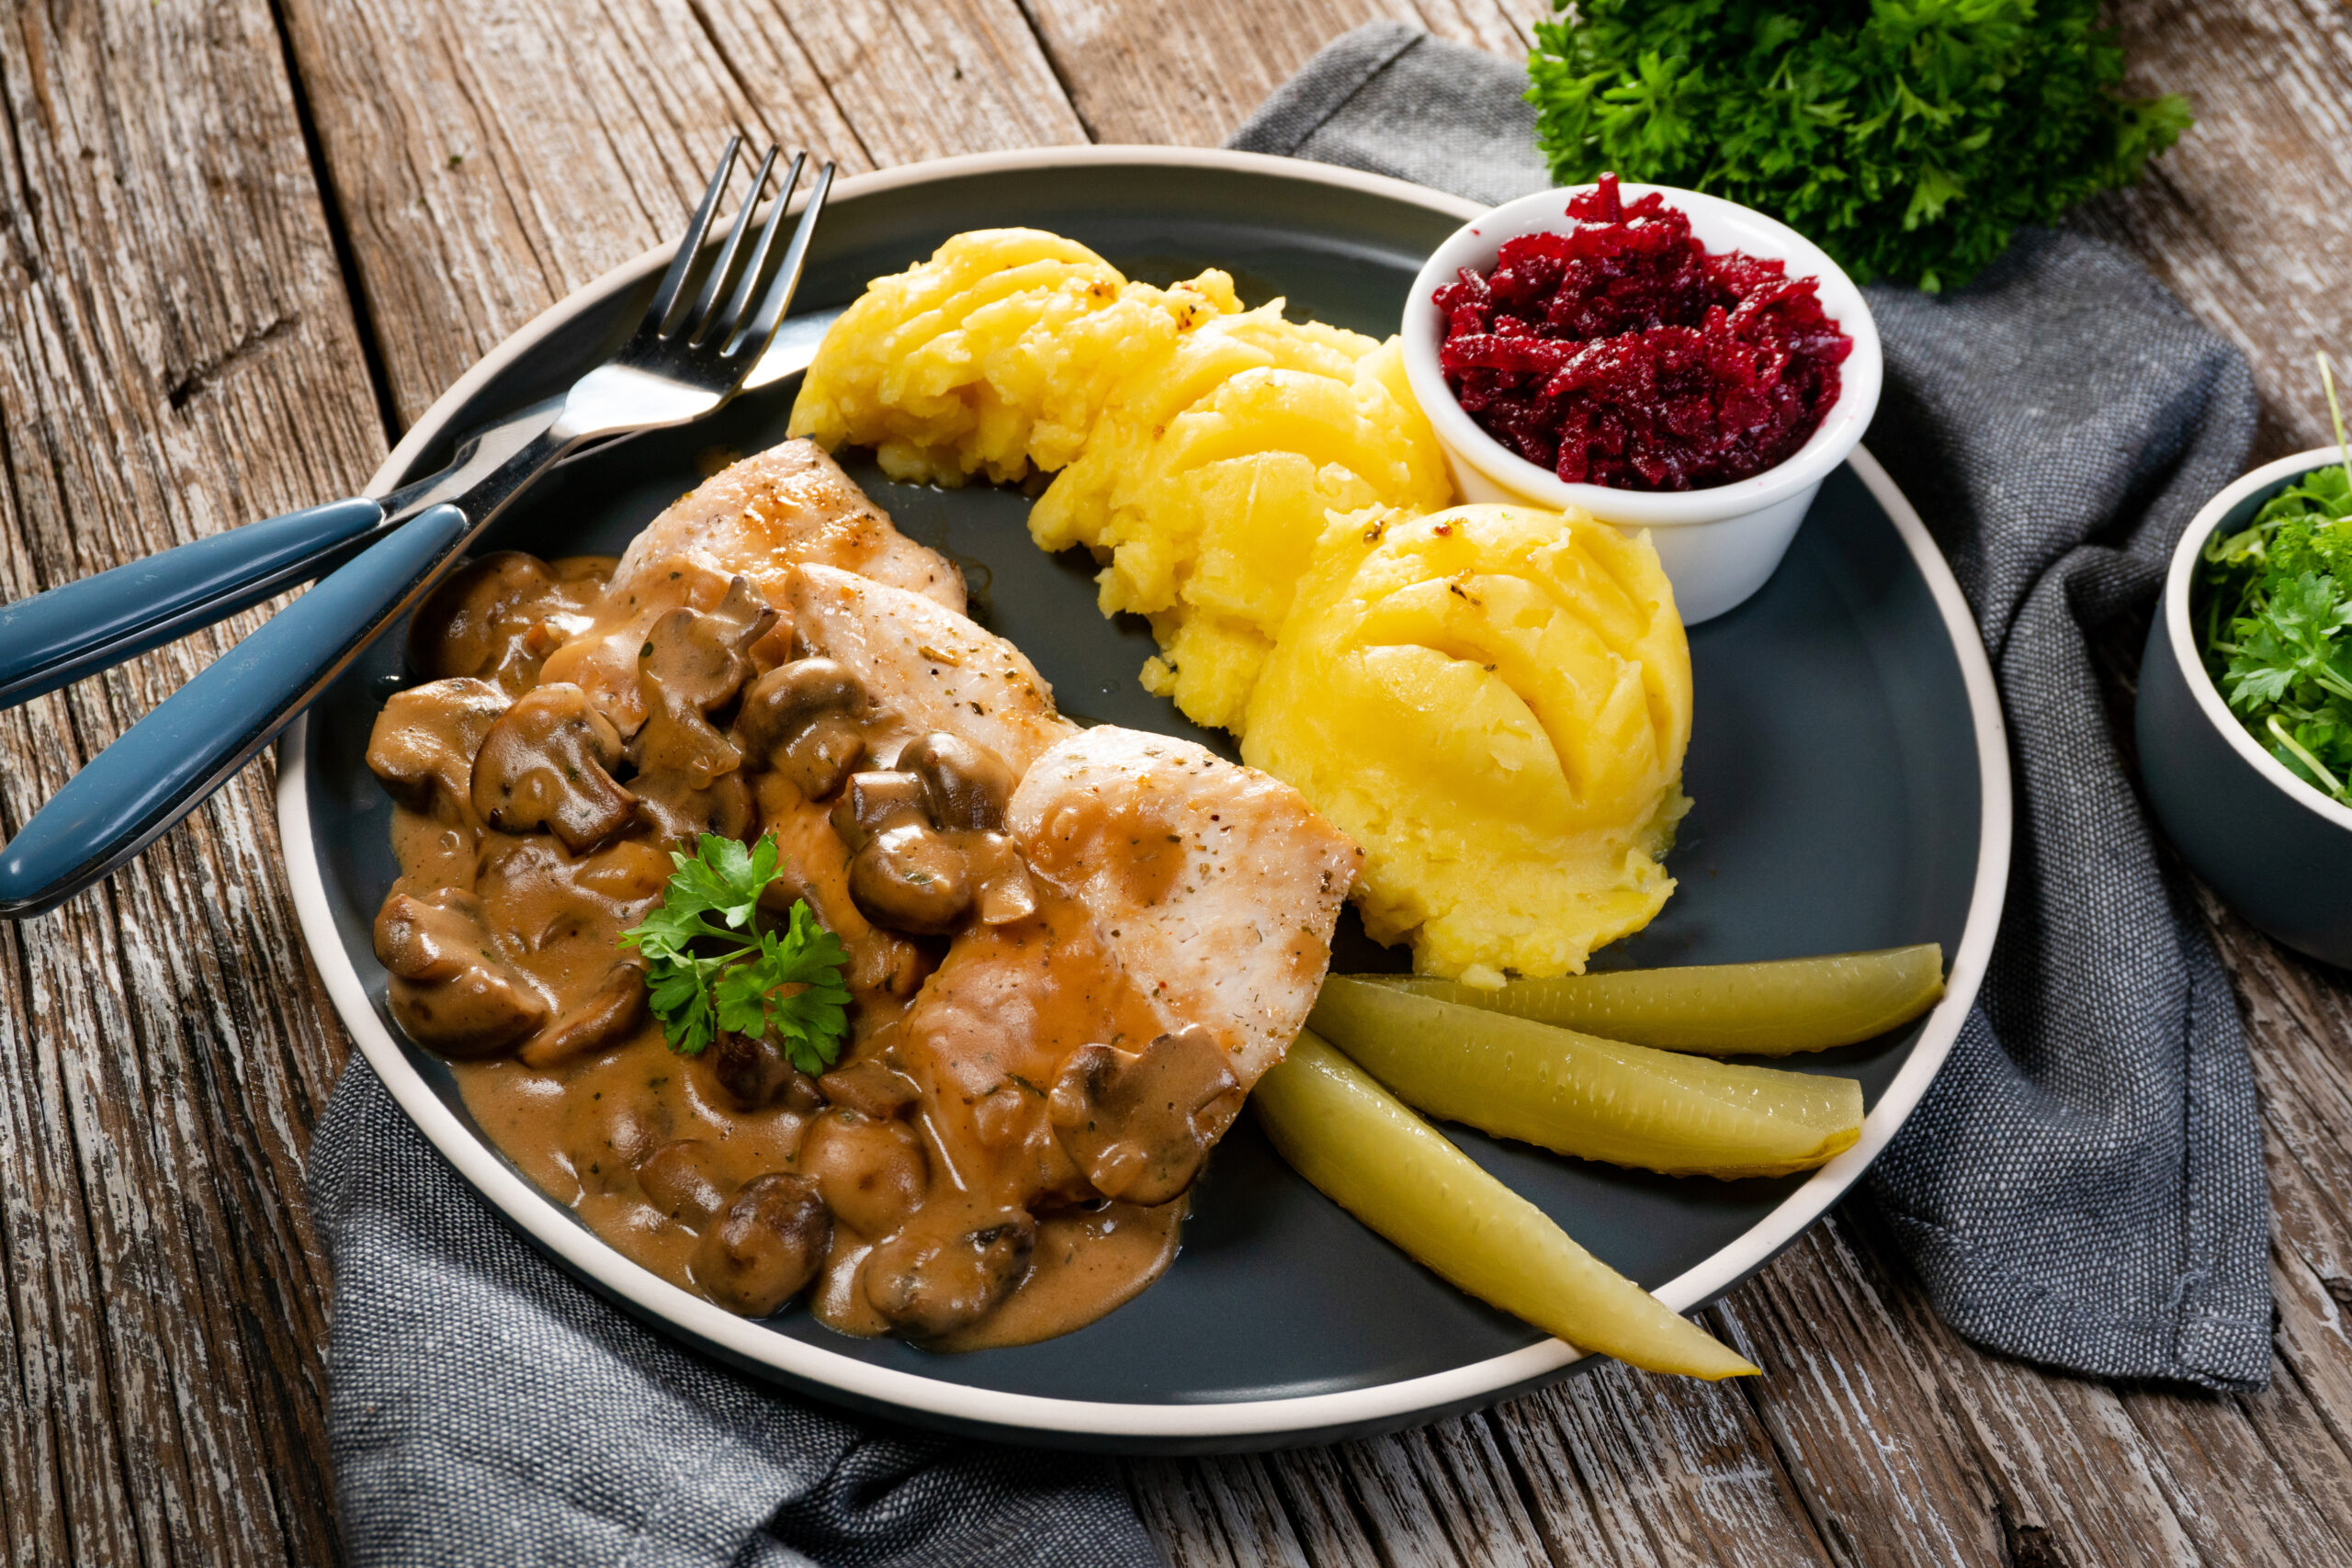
1401,184,1884,623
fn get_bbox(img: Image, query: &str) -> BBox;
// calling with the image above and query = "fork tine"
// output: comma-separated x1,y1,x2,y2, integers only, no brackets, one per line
639,133,741,339
710,151,807,349
728,159,834,359
685,143,778,344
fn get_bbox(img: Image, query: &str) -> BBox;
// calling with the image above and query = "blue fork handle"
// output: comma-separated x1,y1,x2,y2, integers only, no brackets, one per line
0,505,470,919
0,496,389,709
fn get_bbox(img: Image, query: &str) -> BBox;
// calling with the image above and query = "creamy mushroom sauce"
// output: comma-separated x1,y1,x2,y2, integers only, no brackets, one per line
368,548,1195,1348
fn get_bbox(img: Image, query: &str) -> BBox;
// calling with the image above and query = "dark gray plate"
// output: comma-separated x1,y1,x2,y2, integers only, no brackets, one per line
278,150,2007,1451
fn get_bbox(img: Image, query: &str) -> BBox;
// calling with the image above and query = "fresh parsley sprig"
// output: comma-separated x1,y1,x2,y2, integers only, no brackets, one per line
620,833,853,1073
1526,0,2192,292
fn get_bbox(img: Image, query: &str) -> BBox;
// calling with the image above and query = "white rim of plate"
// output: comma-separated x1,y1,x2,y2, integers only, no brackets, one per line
2164,446,2352,835
276,145,2012,1441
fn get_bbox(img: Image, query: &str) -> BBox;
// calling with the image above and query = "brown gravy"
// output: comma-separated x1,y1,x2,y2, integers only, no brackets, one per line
370,547,1197,1349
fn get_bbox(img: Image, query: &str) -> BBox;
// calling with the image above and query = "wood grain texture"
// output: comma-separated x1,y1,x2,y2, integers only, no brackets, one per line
1018,0,1535,147
276,0,1085,426
0,2,385,1566
8,0,2352,1564
2076,0,2352,462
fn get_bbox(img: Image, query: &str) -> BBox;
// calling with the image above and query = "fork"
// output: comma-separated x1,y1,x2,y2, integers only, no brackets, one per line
0,303,845,713
0,136,834,919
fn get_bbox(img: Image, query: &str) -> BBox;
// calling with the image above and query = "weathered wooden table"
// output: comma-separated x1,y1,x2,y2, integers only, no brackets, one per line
2,1,2347,1562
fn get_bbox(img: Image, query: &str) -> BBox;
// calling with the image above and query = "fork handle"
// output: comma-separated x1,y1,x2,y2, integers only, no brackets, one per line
0,505,469,919
0,496,389,710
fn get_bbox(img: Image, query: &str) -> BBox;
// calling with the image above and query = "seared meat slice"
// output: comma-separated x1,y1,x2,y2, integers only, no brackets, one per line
887,725,1357,1230
541,440,964,728
1009,727,1360,1083
789,564,1074,774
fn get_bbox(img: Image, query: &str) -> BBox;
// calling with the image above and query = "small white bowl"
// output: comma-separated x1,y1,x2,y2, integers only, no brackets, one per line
1401,183,1884,623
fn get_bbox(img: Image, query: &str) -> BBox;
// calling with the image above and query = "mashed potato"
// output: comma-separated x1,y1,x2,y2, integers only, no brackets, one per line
788,229,1450,732
1035,315,1450,731
1242,504,1692,983
789,229,1240,486
793,233,1696,980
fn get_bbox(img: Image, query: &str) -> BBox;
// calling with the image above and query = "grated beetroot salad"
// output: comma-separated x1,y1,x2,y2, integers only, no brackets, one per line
1433,175,1853,491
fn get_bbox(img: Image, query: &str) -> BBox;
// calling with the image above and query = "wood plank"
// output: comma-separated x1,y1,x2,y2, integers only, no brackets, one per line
1489,1359,1837,1567
276,0,1085,428
0,2,386,1565
1018,0,1535,148
1794,1211,2202,1568
696,0,1087,168
1123,1453,1316,1568
2075,0,2352,462
1714,1222,2008,1568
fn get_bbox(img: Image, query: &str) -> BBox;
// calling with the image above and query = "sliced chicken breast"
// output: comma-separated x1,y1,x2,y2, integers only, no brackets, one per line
1008,728,1361,1083
541,440,963,728
789,563,1075,774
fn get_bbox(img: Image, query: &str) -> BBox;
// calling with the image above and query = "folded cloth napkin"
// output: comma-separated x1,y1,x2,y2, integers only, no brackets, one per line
1231,21,2272,1392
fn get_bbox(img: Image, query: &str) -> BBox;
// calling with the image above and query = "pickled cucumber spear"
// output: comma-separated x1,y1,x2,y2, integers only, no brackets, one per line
1254,1032,1758,1380
1354,944,1944,1055
1311,978,1861,1179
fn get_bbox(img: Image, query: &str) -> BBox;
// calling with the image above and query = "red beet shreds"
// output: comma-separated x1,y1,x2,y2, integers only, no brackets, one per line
1433,175,1853,491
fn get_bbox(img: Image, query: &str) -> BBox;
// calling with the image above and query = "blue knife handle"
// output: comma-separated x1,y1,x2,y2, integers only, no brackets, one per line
0,504,470,918
0,496,389,709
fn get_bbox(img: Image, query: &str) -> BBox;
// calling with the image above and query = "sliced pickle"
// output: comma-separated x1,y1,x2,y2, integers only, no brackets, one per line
1355,944,1945,1055
1310,977,1861,1180
1253,1032,1757,1381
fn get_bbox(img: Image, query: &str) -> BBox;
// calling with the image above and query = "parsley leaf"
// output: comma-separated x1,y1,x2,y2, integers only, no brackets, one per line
620,832,852,1071
1526,0,2192,292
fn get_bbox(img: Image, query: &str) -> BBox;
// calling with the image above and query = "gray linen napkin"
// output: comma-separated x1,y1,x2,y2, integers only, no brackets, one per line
308,1063,1159,1566
1231,21,2272,1392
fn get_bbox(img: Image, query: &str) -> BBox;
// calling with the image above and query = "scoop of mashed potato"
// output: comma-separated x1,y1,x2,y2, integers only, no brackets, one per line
1034,313,1451,731
1242,504,1692,983
786,229,1450,733
788,228,1239,486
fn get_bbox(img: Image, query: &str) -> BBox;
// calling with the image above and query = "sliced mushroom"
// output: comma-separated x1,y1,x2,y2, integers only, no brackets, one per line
961,830,1038,926
780,718,868,800
800,1110,927,1237
518,959,648,1068
1046,1024,1244,1206
899,731,1015,832
372,888,547,1058
692,1172,831,1316
630,576,775,784
631,766,755,845
814,1058,921,1120
638,1139,730,1229
409,551,605,694
366,678,510,809
847,823,971,935
738,658,874,800
707,1029,823,1113
863,1208,1036,1339
469,683,636,852
828,770,928,853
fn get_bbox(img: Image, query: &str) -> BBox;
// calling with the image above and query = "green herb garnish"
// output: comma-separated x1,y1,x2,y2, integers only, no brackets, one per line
2198,356,2352,805
1526,0,2193,292
620,832,852,1072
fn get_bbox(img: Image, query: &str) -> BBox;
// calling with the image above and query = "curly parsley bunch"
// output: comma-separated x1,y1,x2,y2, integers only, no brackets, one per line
2201,423,2352,807
1527,0,2193,291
